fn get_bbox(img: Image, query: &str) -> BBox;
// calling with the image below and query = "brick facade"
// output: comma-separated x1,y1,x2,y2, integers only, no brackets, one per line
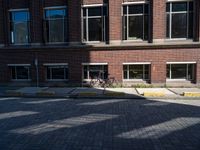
0,0,200,87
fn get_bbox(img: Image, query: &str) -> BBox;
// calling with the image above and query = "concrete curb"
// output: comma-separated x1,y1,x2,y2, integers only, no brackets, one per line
183,92,200,97
143,92,165,97
0,94,200,100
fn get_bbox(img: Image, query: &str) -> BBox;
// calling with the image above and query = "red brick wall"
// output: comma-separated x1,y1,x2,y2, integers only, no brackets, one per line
109,0,122,42
68,0,82,43
0,0,4,45
1,48,200,84
30,0,43,44
153,0,166,41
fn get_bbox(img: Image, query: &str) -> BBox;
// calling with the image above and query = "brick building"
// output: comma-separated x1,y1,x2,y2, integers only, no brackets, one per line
0,0,200,87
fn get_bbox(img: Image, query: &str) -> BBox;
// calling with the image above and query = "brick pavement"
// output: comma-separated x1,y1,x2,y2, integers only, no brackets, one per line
0,97,199,150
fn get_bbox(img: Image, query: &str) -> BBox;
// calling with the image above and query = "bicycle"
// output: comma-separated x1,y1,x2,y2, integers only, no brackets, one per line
89,72,118,88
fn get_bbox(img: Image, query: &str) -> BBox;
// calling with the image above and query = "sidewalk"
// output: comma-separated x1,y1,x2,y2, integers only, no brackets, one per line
1,86,200,99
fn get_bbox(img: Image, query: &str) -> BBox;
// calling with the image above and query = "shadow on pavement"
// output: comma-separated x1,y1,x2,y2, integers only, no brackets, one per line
0,96,199,150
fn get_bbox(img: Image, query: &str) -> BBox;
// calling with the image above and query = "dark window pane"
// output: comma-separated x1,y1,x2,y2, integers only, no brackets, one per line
48,19,65,42
15,66,29,80
166,14,170,38
123,16,127,40
188,12,193,38
144,65,150,79
167,65,170,78
129,5,143,14
144,4,149,14
88,18,102,41
123,65,128,70
83,18,87,41
171,64,187,79
103,6,107,16
188,64,194,80
189,2,193,11
47,67,51,79
83,8,86,16
11,67,16,79
123,71,128,79
65,68,68,79
128,16,143,40
12,22,29,44
144,15,149,40
166,3,170,12
129,65,143,79
172,2,187,12
88,7,101,16
51,67,65,79
123,6,127,14
171,13,187,38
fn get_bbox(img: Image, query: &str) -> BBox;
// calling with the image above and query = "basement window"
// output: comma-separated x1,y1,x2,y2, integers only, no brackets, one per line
166,63,195,80
45,64,68,81
82,64,108,80
9,65,31,81
123,64,150,80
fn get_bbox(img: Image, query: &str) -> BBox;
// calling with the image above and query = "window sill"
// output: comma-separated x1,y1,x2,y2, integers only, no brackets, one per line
166,79,193,82
123,79,149,82
82,41,106,46
11,79,31,82
10,43,30,46
46,79,68,82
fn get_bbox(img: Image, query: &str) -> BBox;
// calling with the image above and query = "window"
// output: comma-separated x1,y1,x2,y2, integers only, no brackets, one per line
82,6,107,42
83,65,108,80
10,65,31,80
123,3,149,41
123,64,150,80
10,10,30,44
44,7,66,43
166,1,193,39
167,63,195,80
46,65,68,80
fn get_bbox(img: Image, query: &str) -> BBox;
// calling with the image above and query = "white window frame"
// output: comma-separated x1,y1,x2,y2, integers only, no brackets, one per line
123,63,151,81
166,0,193,40
44,6,67,44
44,63,69,81
122,1,149,41
166,62,196,81
9,9,30,45
81,4,107,43
8,64,31,81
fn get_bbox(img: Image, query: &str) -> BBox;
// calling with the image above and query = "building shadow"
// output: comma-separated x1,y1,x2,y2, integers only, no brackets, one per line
0,97,199,150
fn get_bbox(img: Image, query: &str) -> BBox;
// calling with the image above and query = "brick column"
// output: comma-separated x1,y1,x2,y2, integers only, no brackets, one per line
152,0,166,43
30,0,44,45
151,62,166,85
196,62,200,85
0,0,4,47
2,0,9,46
194,0,200,41
108,0,122,44
68,0,82,45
